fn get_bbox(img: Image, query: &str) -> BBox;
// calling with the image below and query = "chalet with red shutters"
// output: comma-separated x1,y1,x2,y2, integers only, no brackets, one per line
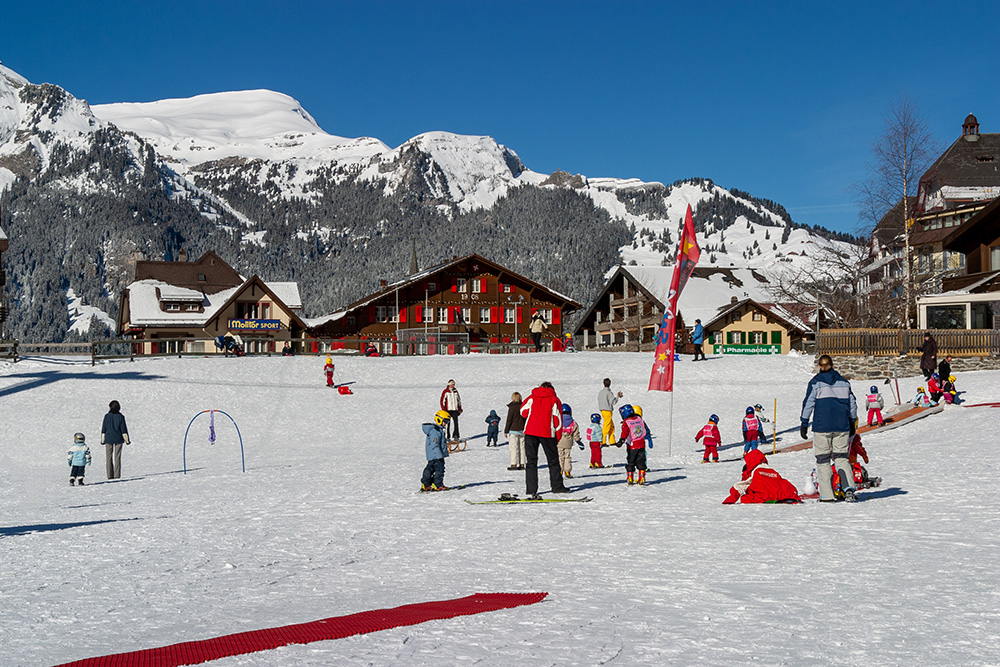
306,254,581,351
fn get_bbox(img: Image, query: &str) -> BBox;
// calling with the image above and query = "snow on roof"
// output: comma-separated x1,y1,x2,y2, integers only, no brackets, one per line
302,311,346,328
157,284,205,301
267,282,302,309
0,225,7,240
127,277,302,326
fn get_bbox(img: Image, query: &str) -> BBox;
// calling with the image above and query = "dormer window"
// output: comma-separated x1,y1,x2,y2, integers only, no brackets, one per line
166,303,180,311
184,304,200,312
197,274,207,281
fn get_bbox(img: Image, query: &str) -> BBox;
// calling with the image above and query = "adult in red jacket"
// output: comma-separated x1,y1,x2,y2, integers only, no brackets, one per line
520,381,570,498
723,449,801,504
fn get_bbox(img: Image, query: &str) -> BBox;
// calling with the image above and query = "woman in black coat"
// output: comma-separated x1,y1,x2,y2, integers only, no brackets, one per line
919,334,938,380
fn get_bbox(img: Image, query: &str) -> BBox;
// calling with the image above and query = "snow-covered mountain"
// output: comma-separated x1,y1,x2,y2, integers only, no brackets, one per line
0,63,857,341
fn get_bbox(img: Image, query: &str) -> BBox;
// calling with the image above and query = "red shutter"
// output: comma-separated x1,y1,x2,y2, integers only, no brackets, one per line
368,306,375,323
451,279,457,293
400,307,407,323
510,284,515,294
553,308,561,325
530,308,537,317
516,308,522,324
491,307,498,323
415,307,423,323
447,308,455,324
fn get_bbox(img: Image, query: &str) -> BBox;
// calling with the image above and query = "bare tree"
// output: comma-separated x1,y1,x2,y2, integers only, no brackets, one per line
852,96,938,327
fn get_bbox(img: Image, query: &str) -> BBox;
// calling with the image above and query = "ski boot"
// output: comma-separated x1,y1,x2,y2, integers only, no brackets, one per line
843,488,858,503
77,478,85,486
638,471,647,486
420,484,432,493
627,472,634,486
701,459,709,464
499,493,519,501
432,483,449,492
69,478,75,486
563,471,572,479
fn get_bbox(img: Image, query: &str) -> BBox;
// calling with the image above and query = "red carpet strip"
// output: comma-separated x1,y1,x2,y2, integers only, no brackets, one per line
57,592,548,667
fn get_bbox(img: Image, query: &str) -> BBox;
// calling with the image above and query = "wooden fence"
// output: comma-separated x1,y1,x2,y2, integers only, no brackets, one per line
816,329,1000,357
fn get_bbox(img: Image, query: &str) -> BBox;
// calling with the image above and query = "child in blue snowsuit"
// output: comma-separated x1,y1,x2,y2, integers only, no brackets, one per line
485,410,501,447
68,432,91,486
421,410,451,492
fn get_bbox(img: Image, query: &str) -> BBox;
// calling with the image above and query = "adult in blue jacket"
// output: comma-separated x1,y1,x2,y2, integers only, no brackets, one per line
800,355,858,502
691,319,705,361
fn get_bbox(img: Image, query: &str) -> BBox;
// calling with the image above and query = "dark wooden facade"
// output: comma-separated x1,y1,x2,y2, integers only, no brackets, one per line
308,254,582,345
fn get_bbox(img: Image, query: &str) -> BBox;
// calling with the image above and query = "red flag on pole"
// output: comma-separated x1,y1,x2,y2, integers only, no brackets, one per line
648,204,701,392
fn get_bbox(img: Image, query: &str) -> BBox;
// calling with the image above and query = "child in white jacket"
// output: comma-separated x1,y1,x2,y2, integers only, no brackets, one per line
68,432,92,486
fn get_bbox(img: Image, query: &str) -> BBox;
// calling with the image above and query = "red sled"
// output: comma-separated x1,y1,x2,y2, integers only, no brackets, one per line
338,385,353,395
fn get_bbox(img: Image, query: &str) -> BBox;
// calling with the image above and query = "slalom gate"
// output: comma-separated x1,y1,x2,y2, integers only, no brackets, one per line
56,592,548,666
182,410,245,474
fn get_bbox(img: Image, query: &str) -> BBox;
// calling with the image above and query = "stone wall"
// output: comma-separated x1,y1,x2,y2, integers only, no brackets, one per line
823,355,1000,380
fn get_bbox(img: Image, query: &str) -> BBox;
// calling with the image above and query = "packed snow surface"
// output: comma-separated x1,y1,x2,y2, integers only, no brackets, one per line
2,351,997,666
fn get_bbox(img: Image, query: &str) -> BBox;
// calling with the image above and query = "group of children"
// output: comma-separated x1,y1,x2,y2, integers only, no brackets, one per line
694,404,771,463
914,373,959,407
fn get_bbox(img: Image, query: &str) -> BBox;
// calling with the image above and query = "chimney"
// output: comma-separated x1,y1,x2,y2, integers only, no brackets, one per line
379,279,388,289
178,248,187,262
731,296,738,304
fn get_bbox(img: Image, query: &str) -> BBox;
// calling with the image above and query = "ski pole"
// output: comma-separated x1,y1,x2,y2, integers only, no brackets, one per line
772,398,777,455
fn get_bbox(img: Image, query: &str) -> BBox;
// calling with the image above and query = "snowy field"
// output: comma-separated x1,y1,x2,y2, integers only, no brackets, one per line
1,351,998,666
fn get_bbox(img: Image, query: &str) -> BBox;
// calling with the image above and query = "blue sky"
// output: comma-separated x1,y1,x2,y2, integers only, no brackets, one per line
3,1,999,232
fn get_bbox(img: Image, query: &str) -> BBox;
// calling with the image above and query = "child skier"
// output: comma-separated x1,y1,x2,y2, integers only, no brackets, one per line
942,375,959,404
68,432,91,486
742,406,763,453
557,404,584,478
617,404,652,486
695,414,721,463
484,409,501,447
723,449,800,504
324,357,335,387
866,385,885,427
420,410,451,492
587,413,604,468
752,403,771,445
928,373,944,404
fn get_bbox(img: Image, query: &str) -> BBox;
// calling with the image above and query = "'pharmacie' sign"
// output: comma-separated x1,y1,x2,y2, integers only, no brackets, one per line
229,319,281,331
712,344,781,355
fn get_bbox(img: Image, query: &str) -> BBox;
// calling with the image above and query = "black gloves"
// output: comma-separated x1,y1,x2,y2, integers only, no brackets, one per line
800,423,809,440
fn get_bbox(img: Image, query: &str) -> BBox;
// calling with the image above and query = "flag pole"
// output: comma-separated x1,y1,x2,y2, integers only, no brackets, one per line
772,398,777,455
667,391,674,457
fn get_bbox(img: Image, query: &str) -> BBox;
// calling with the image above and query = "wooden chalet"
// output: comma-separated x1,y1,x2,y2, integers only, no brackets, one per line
307,254,582,351
702,298,814,355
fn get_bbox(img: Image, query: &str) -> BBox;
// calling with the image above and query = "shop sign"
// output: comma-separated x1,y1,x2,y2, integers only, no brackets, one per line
712,344,781,355
229,319,281,331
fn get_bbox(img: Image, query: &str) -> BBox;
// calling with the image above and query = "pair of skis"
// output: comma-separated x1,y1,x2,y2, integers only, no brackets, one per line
464,493,592,505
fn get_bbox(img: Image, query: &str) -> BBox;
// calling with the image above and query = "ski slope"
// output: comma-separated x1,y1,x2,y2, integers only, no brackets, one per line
1,352,997,665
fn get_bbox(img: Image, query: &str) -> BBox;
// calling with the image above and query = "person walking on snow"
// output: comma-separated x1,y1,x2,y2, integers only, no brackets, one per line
529,312,549,352
617,404,652,485
800,355,858,502
68,432,91,486
420,410,451,492
742,407,763,453
696,414,721,463
484,409,501,447
598,378,622,446
101,400,130,480
520,381,571,498
440,379,463,440
324,357,335,387
587,413,605,468
557,403,584,478
691,319,705,361
866,386,885,427
503,392,527,471
919,333,938,381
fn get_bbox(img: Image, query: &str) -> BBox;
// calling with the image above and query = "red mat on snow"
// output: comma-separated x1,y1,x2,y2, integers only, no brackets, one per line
56,592,547,667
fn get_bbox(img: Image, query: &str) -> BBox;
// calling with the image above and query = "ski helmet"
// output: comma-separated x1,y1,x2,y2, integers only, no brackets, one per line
870,385,879,394
590,413,602,424
562,403,572,415
434,410,451,427
932,373,939,380
73,432,85,443
326,357,332,364
754,403,763,411
618,404,635,419
917,387,925,393
633,405,643,417
709,414,719,424
948,375,956,382
746,406,755,415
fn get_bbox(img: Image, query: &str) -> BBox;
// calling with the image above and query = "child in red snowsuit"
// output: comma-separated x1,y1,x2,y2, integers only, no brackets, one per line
618,404,651,485
848,433,870,486
324,357,335,387
723,449,801,504
587,413,604,468
695,415,721,463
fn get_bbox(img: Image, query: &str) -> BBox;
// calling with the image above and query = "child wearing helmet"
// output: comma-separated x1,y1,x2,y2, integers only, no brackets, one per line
913,387,932,408
586,413,604,468
866,385,885,427
324,357,335,387
927,373,943,405
617,404,652,485
942,375,958,404
421,410,452,492
741,406,763,454
68,432,92,486
696,415,721,463
557,404,584,478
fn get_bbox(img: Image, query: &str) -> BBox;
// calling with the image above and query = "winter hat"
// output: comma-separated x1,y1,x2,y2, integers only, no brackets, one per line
74,432,86,443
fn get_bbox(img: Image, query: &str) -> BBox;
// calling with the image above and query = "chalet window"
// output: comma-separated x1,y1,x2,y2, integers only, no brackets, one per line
427,282,437,292
992,246,1000,271
166,303,180,312
505,307,515,324
437,307,448,324
347,316,356,326
540,309,552,324
261,303,270,319
502,283,513,293
712,332,723,345
480,307,491,323
461,307,471,324
752,331,764,344
752,312,762,321
456,278,467,293
423,306,433,322
197,274,206,281
184,304,200,312
472,278,483,293
375,306,388,322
